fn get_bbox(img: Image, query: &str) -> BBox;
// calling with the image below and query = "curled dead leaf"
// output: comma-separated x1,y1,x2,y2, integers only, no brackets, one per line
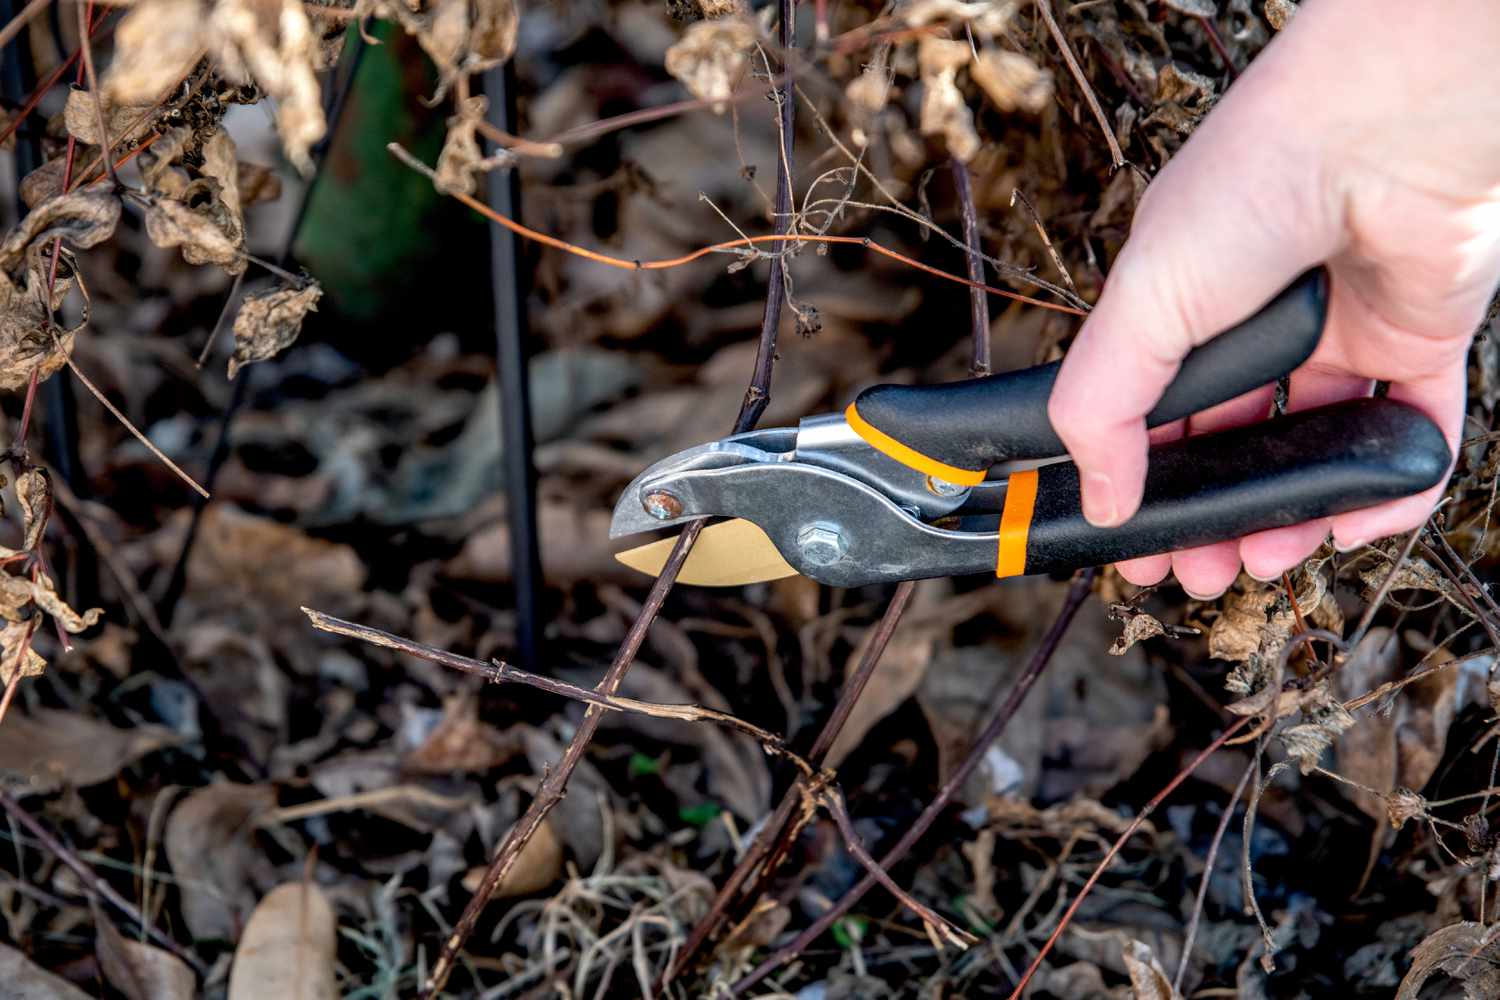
434,95,515,196
918,37,980,162
16,467,49,552
903,0,1020,35
971,50,1052,114
228,281,323,378
1396,922,1500,1000
63,88,157,150
144,186,246,274
19,159,67,209
0,620,45,687
228,883,337,1000
105,0,206,105
368,0,519,100
664,17,756,112
210,0,326,173
1278,684,1354,774
1385,787,1426,830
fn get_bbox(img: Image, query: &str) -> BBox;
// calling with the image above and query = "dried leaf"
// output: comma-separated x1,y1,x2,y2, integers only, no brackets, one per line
401,694,521,773
143,181,246,274
228,281,322,378
433,95,514,196
918,37,979,162
0,189,121,273
369,0,519,100
228,883,338,1000
0,708,179,795
165,782,277,939
971,50,1052,114
18,159,67,209
0,620,45,687
237,161,283,206
0,942,94,999
1278,684,1354,774
209,0,326,172
1122,938,1179,1000
16,467,49,552
1396,922,1500,1000
96,909,196,1000
62,88,154,148
846,66,892,114
1264,0,1297,29
664,17,755,112
105,0,206,105
904,0,1020,35
462,819,562,899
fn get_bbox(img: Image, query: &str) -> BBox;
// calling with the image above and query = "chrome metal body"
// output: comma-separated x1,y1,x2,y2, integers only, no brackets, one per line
609,410,1017,586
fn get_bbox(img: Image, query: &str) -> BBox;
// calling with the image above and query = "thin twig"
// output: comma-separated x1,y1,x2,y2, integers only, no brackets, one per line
1173,750,1258,993
732,568,1097,995
0,0,50,52
61,356,208,498
950,159,990,376
1005,714,1252,998
75,0,118,189
1034,0,1124,170
1349,521,1428,648
1009,188,1079,299
386,143,1085,316
0,788,204,973
664,580,919,986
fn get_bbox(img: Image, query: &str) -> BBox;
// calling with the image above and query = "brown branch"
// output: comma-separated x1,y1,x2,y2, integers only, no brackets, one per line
664,579,919,985
0,788,204,974
732,567,1097,996
1009,188,1080,301
418,518,707,996
738,0,795,433
0,0,50,52
76,1,119,189
415,5,800,990
1034,0,1124,170
305,602,979,949
950,159,991,376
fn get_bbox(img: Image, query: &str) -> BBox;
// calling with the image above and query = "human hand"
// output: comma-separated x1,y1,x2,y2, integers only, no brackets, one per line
1046,0,1500,598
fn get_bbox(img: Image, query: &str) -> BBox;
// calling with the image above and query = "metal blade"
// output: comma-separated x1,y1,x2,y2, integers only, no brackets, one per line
614,518,799,586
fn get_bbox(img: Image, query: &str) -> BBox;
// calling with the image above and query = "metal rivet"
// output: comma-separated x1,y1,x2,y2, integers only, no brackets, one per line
642,491,683,520
796,522,847,566
925,475,967,498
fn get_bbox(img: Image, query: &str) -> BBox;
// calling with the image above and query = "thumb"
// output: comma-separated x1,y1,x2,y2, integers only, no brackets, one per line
1047,68,1338,526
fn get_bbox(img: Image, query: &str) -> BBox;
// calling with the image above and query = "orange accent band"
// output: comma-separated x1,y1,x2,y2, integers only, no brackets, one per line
995,469,1038,578
844,403,988,487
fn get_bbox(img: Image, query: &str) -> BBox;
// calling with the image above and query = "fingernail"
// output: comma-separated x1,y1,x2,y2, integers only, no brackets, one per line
1183,586,1227,601
1244,565,1281,583
1333,537,1369,553
1082,472,1121,527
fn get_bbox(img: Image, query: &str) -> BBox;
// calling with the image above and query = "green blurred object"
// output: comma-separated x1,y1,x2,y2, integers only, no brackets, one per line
677,801,722,828
628,752,661,779
293,21,479,333
831,915,868,950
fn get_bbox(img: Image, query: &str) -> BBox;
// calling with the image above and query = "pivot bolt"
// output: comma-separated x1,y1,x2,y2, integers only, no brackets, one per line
642,491,683,520
797,522,848,566
926,475,967,498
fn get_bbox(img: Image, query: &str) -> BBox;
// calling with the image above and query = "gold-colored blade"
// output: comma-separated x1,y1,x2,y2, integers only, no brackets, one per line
614,518,799,586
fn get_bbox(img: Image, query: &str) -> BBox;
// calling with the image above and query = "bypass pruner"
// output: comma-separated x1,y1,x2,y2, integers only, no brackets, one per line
609,269,1451,587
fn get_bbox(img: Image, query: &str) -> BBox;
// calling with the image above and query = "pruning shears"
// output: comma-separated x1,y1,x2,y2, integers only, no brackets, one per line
609,269,1451,587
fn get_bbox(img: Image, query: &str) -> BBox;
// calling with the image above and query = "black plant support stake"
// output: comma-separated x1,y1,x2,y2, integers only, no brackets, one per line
483,59,543,670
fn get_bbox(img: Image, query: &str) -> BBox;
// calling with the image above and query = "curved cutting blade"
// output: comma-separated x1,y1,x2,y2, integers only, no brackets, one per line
614,518,798,586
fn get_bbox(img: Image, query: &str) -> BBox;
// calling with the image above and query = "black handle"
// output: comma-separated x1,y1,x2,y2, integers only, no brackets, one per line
852,267,1329,478
1004,397,1449,577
